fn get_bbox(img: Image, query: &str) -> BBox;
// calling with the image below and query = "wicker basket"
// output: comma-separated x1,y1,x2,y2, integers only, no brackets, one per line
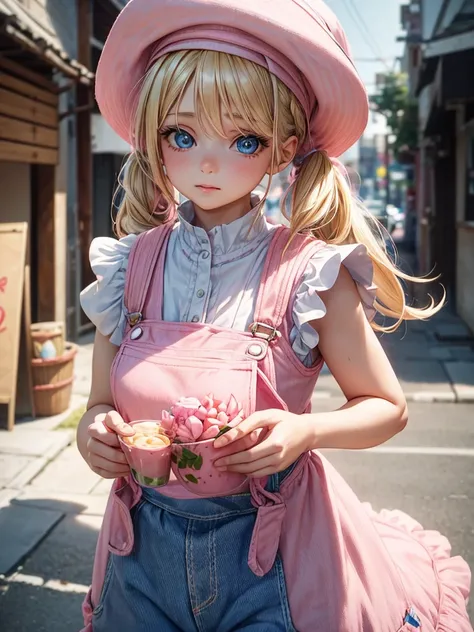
31,342,77,387
31,321,65,359
31,342,77,416
33,377,73,416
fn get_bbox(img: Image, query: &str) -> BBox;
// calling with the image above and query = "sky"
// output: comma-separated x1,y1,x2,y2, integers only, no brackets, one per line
324,0,406,154
325,0,406,95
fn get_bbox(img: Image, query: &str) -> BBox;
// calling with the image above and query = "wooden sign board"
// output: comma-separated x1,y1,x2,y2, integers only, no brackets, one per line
0,223,28,430
15,264,36,419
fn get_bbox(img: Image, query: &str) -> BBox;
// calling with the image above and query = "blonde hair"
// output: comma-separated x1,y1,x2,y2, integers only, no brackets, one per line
115,49,442,330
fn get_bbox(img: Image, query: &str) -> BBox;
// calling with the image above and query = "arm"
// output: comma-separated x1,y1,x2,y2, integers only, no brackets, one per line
77,331,134,478
308,266,408,449
213,268,408,476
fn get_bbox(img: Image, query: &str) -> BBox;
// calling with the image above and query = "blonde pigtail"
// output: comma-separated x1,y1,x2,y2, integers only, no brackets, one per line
288,151,443,331
113,153,167,237
114,54,185,238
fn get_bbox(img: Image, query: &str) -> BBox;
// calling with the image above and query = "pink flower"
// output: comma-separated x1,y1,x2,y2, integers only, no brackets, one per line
186,415,204,441
168,393,245,443
195,406,208,421
201,425,220,440
226,395,240,420
176,426,195,442
161,410,177,439
171,397,201,424
216,412,229,426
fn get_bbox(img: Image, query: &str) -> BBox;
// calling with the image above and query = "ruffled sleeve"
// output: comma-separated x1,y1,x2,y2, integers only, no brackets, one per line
290,243,377,365
80,234,138,346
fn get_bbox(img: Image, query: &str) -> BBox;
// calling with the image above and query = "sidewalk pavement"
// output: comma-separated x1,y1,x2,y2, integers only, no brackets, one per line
317,308,474,404
0,310,473,591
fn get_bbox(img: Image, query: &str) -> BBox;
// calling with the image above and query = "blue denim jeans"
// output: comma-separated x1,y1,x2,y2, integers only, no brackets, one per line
92,469,296,631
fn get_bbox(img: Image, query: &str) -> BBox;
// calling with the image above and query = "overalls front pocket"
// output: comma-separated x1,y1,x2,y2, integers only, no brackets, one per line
112,325,261,425
112,318,292,422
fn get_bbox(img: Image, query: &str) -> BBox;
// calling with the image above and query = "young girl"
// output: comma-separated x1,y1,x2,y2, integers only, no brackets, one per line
78,1,472,630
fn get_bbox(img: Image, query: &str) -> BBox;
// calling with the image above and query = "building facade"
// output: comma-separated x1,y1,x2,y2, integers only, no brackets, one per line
0,0,128,342
401,0,474,332
0,0,93,340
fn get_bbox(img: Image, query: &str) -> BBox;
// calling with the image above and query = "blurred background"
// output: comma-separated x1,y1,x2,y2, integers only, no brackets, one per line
1,0,472,343
0,0,472,340
0,2,473,630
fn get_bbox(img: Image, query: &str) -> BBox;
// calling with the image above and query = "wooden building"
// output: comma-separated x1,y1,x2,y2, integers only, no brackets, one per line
0,0,93,339
0,0,128,340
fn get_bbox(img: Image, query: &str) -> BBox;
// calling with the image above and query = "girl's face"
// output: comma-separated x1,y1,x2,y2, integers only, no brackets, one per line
159,81,275,216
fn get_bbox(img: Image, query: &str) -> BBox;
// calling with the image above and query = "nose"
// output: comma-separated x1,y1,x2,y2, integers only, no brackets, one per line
200,156,218,174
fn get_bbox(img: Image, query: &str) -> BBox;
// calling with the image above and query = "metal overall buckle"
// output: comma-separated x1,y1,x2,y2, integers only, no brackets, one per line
249,322,281,343
127,311,143,327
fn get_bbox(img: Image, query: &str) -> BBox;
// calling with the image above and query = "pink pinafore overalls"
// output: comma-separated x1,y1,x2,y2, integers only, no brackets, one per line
81,224,472,632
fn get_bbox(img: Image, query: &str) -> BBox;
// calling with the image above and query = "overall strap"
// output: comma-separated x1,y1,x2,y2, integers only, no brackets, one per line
123,224,173,327
251,227,326,341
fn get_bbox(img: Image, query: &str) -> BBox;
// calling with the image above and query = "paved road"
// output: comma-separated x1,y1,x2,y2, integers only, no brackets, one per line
1,400,473,630
322,398,474,626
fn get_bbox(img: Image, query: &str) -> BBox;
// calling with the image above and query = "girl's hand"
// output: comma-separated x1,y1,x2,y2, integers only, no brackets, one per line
213,409,314,478
86,410,135,479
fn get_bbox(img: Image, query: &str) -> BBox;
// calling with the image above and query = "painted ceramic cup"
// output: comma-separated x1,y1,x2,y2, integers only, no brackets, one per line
171,439,248,497
119,420,172,488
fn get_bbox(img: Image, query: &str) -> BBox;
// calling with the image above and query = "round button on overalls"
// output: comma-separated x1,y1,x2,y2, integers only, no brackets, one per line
130,327,143,340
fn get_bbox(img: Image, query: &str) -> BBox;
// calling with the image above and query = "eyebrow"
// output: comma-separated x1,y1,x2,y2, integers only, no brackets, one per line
167,112,245,120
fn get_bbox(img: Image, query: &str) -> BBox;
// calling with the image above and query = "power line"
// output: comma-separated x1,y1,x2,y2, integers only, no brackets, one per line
345,0,386,60
354,57,396,63
341,0,392,72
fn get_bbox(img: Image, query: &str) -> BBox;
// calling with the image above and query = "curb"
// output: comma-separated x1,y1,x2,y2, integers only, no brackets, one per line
405,392,456,403
313,389,473,404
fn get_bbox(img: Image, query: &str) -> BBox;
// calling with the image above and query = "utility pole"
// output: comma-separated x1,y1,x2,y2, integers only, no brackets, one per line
77,0,93,299
385,133,391,207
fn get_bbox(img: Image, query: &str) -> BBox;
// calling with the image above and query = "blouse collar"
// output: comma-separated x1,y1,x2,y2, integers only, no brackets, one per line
177,195,271,261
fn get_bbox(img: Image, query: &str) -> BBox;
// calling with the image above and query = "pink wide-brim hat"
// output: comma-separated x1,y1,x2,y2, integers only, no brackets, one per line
96,0,369,158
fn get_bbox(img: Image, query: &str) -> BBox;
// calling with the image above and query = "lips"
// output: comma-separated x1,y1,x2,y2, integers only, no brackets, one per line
195,185,221,191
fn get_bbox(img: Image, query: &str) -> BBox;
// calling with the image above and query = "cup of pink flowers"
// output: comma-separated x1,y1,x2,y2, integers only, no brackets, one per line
162,394,248,496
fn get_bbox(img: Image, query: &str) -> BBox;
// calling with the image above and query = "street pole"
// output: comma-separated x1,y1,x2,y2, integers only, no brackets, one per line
385,132,391,207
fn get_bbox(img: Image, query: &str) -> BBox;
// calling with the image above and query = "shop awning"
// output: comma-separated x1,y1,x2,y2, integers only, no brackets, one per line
0,0,94,84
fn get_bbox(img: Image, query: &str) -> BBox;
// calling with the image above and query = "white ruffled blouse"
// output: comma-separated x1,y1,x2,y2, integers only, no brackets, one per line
80,199,376,367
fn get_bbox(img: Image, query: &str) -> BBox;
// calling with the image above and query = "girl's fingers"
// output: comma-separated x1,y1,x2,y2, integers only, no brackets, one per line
88,413,133,447
103,410,135,436
214,411,274,448
89,453,130,476
87,421,121,447
213,429,262,458
92,466,130,480
214,441,276,467
87,438,128,464
222,454,279,475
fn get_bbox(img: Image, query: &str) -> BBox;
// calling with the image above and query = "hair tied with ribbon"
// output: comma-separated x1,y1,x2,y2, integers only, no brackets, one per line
289,148,319,184
290,149,351,187
293,148,320,167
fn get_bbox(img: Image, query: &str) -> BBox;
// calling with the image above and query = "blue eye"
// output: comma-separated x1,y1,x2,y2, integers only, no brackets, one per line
236,136,260,155
173,130,195,149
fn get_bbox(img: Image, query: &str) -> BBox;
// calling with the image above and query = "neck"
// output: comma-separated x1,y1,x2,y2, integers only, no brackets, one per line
192,194,253,231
